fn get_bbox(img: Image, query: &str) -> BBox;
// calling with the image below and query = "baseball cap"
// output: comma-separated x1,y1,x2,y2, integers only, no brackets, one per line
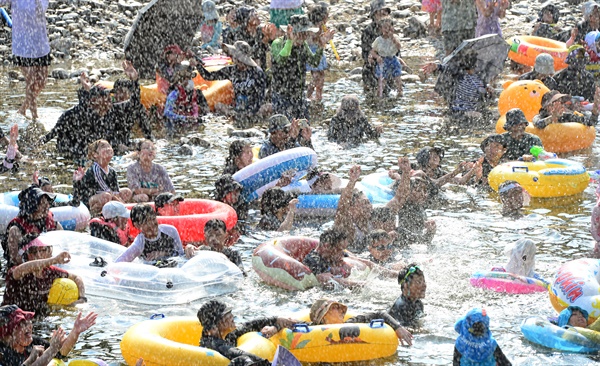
19,237,51,256
102,201,130,219
0,305,34,338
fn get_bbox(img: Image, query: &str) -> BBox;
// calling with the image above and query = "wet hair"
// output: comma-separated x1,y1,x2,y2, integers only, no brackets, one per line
87,139,111,162
397,263,424,288
366,229,390,246
498,180,521,197
319,227,348,248
415,147,445,170
480,134,506,152
133,139,154,161
130,204,156,227
308,2,329,25
261,187,293,215
204,219,226,233
224,140,250,172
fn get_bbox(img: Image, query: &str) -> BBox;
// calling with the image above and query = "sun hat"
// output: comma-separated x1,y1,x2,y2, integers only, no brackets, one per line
202,0,219,21
0,305,34,338
503,108,529,129
285,14,319,33
154,193,184,209
310,299,348,325
18,186,56,216
370,0,391,17
533,53,555,75
18,237,51,257
102,201,131,219
222,41,258,68
541,91,569,108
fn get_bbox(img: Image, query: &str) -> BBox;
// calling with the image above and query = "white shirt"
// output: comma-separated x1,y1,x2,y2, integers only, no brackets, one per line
0,0,50,58
115,224,184,263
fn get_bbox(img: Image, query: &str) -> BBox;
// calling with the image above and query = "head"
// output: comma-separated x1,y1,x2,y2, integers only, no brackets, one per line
349,189,373,221
88,85,112,116
565,46,590,70
226,140,253,170
558,306,589,328
0,305,35,348
378,17,395,37
214,175,243,205
197,300,235,338
367,230,394,262
457,308,490,338
498,180,526,213
371,207,396,232
112,78,133,103
287,15,318,45
503,108,529,138
370,0,391,21
163,44,183,64
18,186,56,220
306,168,333,194
308,2,329,26
583,2,600,23
310,299,348,325
135,139,156,164
480,134,507,164
268,114,292,148
223,41,258,69
174,63,195,89
318,228,349,264
101,201,130,229
416,147,444,171
398,263,426,300
88,139,114,166
533,53,555,76
154,193,184,215
227,7,239,27
260,187,293,217
204,219,227,251
541,91,570,116
460,52,478,73
37,176,53,193
131,204,159,236
539,4,559,24
21,238,53,262
202,0,219,22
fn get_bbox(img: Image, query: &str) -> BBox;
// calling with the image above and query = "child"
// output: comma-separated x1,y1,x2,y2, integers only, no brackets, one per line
475,0,509,38
156,44,183,94
389,264,426,328
127,139,176,203
154,192,184,216
306,2,330,103
223,140,253,176
584,31,600,78
89,201,132,247
327,95,382,146
163,64,210,130
257,187,299,231
498,180,529,218
74,139,132,215
453,308,512,366
366,230,405,270
413,146,468,189
184,219,246,275
0,124,20,174
369,18,404,98
422,0,442,35
115,204,184,264
556,306,600,330
199,1,222,51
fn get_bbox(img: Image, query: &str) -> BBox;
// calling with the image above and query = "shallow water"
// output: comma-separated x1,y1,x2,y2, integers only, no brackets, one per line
1,57,600,365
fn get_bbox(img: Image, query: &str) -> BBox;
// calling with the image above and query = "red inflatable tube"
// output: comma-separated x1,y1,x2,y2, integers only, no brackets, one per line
126,199,237,245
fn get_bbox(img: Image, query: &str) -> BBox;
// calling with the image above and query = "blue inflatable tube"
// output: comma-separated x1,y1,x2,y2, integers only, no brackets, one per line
520,317,600,353
1,8,11,28
360,172,395,204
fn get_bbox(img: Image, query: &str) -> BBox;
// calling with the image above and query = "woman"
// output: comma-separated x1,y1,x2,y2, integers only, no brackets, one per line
1,0,51,120
223,140,253,175
328,95,382,146
127,140,175,203
0,305,97,366
257,187,298,231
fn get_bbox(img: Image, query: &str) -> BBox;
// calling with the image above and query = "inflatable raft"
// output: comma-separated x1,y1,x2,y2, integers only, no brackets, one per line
40,231,243,305
521,317,600,353
470,270,549,294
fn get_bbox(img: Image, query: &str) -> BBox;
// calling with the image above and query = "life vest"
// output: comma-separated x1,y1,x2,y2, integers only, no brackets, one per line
89,218,130,246
141,231,178,261
174,85,199,118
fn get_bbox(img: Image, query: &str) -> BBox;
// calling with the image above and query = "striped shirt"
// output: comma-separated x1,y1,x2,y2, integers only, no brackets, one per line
452,74,485,112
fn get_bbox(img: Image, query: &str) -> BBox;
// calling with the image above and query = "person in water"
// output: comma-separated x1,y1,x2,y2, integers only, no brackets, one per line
0,124,21,174
258,115,300,159
156,44,184,94
532,3,564,41
199,1,222,51
257,187,299,231
223,140,254,176
533,89,600,129
518,54,558,91
499,108,542,162
127,140,176,203
412,147,468,189
327,95,382,146
90,201,132,247
389,264,426,328
154,192,184,216
453,308,512,366
197,299,296,366
498,180,529,218
163,63,210,129
553,46,597,102
461,134,507,186
308,298,413,346
214,175,249,238
365,230,405,270
115,204,184,263
556,306,600,330
369,17,405,98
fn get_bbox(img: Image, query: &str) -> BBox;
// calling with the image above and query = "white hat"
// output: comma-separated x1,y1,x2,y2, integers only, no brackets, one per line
102,201,130,219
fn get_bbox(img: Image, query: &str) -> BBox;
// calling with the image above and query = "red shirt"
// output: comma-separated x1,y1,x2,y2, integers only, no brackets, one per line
2,266,68,314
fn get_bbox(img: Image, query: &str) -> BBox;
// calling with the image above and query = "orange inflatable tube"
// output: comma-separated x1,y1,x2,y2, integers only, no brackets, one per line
498,80,549,121
508,35,568,71
125,199,237,245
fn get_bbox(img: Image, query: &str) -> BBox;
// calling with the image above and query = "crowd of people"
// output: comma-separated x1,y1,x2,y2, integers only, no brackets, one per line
5,0,600,364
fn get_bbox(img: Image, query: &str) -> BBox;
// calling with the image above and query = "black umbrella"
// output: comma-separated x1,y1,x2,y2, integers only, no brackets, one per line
124,0,203,79
435,34,510,102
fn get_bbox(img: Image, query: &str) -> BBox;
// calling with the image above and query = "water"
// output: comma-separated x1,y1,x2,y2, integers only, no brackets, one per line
1,59,600,365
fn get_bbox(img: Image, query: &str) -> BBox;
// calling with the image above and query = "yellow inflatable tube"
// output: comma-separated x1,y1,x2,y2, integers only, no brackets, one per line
120,316,276,366
496,116,596,153
488,159,589,198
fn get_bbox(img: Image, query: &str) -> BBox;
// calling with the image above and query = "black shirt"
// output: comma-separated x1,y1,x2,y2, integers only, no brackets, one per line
0,337,64,366
302,250,333,275
389,295,425,328
518,71,558,91
74,164,120,207
499,132,543,162
554,66,597,102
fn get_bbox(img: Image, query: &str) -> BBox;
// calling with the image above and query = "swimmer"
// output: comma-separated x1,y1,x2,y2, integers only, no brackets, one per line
89,201,132,247
498,180,529,218
389,264,426,328
154,192,184,216
556,306,600,331
257,187,299,231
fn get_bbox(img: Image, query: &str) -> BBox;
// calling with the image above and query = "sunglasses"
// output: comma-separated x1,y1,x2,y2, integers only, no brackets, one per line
399,265,422,284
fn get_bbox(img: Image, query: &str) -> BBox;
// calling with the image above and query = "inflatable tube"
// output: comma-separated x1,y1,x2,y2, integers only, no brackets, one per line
488,159,589,198
40,231,243,305
47,278,79,305
0,191,90,233
496,116,596,153
521,317,600,353
470,270,548,294
252,237,369,291
507,35,568,71
1,8,12,28
549,258,600,323
270,320,398,362
125,199,237,245
359,172,396,205
497,80,549,121
120,316,276,366
233,147,317,202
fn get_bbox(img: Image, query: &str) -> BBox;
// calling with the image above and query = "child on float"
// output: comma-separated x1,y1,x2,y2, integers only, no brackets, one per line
127,139,176,203
2,238,87,315
115,204,184,264
90,201,132,247
223,140,254,175
199,1,223,51
306,2,330,103
74,139,132,215
154,192,184,216
498,180,530,219
197,299,297,366
308,299,413,346
389,264,426,328
453,308,512,366
556,306,600,330
257,187,299,231
0,305,97,366
184,219,246,276
327,95,382,146
369,18,405,98
163,63,210,130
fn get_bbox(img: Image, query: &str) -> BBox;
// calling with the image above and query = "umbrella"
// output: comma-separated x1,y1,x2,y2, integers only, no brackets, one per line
123,0,203,79
434,34,509,102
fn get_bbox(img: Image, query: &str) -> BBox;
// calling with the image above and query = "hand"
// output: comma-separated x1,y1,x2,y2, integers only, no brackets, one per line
135,359,146,366
9,124,18,146
570,28,578,40
33,171,40,186
122,60,139,81
73,167,85,182
72,312,98,334
289,118,300,138
318,29,335,47
388,169,401,181
26,345,45,363
286,25,294,41
288,198,299,212
80,72,92,91
348,165,361,182
398,157,411,174
261,325,278,338
49,327,66,351
453,161,468,174
395,326,413,346
276,317,300,329
276,170,295,187
184,245,197,259
53,251,71,265
421,62,439,75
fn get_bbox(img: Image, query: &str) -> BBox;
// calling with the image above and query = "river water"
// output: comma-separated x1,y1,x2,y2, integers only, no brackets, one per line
1,56,600,365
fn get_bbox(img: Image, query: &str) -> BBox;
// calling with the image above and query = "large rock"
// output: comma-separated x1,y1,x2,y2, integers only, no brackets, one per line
403,16,427,39
51,68,70,79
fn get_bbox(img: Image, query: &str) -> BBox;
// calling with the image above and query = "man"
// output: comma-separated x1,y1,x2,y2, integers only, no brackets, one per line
258,114,300,159
499,108,543,162
554,46,597,103
518,53,558,91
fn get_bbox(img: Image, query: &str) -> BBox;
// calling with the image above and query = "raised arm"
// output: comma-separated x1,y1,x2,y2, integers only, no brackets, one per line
333,165,361,229
12,251,71,280
385,157,411,212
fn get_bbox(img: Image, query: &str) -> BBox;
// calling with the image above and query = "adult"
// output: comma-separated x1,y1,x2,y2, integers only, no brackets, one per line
223,140,253,175
230,6,270,69
518,53,558,91
328,95,382,146
413,147,467,188
474,0,509,37
533,90,600,129
499,108,542,162
257,187,298,231
258,115,300,159
553,46,597,102
532,3,564,40
566,1,600,47
127,140,175,203
441,0,477,56
3,187,62,269
109,78,152,152
389,264,426,328
270,14,334,120
196,41,267,127
0,305,97,366
1,0,51,120
463,134,507,186
361,0,392,97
